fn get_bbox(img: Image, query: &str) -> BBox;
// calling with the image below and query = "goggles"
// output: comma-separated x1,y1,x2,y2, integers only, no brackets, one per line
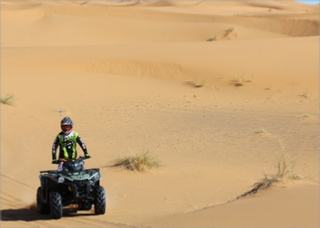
61,125,72,131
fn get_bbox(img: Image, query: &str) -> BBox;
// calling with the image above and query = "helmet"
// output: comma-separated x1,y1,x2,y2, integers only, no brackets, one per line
60,116,73,135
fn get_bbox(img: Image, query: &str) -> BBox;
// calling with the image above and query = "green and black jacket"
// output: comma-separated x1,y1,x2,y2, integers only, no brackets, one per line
52,131,88,160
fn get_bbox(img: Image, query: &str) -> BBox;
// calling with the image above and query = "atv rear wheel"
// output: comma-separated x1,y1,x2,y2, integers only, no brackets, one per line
36,187,49,214
50,190,63,219
94,186,106,215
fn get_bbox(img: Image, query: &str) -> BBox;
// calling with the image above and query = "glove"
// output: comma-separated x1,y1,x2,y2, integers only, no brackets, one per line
84,153,91,159
52,159,59,164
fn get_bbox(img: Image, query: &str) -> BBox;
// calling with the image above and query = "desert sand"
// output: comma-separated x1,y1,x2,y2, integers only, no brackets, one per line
0,0,319,227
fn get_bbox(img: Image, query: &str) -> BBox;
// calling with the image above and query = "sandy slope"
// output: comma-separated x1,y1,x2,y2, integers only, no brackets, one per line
1,0,319,227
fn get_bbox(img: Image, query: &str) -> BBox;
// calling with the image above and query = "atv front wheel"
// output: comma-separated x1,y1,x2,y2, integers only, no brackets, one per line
36,187,49,214
50,190,63,219
78,200,92,210
94,186,106,215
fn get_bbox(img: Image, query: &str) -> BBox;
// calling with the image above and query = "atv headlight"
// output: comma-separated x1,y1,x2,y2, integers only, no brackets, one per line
90,173,100,182
58,177,65,183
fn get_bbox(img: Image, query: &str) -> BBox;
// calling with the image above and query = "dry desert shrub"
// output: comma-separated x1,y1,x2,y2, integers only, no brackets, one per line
299,113,311,118
0,94,15,106
207,35,217,42
186,152,310,213
207,27,237,42
265,85,273,90
256,128,269,134
230,75,253,87
235,154,305,200
300,90,310,99
112,151,160,172
185,78,205,88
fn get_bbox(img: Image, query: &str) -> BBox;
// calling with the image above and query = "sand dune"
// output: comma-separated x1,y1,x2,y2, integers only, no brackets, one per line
1,0,319,227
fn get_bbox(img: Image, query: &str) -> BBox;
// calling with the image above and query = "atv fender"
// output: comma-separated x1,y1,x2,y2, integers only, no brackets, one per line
39,175,48,202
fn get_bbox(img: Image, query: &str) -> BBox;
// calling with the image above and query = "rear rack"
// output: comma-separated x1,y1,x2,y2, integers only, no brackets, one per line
40,168,100,174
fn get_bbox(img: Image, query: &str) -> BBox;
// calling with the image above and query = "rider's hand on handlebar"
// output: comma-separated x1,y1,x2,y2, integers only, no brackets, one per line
84,153,91,159
52,159,59,164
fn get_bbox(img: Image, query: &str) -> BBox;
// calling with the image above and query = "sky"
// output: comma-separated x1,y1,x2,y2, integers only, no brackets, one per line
295,0,319,4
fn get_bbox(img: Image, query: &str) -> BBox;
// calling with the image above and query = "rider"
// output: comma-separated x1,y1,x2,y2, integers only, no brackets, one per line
52,116,90,164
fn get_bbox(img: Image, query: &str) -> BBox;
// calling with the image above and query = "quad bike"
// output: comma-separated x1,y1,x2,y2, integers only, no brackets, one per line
36,156,106,219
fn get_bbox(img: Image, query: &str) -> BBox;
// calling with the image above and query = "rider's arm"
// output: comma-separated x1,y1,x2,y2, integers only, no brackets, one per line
52,136,59,161
76,136,89,155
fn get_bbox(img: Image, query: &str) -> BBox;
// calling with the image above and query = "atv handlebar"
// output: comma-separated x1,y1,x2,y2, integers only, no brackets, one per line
53,156,91,164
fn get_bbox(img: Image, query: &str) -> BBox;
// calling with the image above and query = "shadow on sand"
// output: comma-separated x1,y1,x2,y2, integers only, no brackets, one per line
1,208,95,222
